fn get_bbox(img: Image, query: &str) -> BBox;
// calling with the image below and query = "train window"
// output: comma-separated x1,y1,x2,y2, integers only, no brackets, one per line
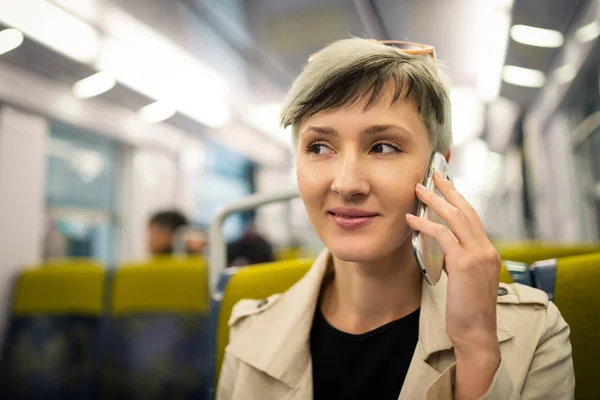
193,143,253,241
42,121,120,266
568,65,600,241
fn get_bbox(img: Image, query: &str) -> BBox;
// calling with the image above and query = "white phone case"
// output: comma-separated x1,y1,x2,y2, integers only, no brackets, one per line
412,152,452,286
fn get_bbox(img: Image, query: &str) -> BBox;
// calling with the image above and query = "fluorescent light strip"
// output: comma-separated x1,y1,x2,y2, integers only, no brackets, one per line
1,0,232,129
575,21,600,43
502,65,546,88
73,72,116,99
138,101,176,124
97,10,231,128
476,6,512,102
449,87,485,146
0,0,100,63
510,24,564,48
0,28,24,55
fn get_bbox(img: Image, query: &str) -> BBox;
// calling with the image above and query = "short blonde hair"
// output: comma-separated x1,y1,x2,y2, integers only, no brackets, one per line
281,37,452,153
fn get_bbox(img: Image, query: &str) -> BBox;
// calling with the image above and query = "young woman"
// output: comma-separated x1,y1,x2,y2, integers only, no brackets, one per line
217,38,574,400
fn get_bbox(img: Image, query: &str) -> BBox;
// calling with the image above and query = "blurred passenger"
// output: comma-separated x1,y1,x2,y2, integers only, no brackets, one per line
184,230,208,255
226,224,274,267
148,210,206,256
217,38,574,399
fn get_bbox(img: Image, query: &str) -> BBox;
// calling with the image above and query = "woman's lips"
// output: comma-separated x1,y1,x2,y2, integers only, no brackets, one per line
328,210,378,230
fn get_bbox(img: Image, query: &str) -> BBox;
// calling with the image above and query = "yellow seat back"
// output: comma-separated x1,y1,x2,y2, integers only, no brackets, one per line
113,257,208,314
553,253,600,400
275,247,303,261
101,257,209,399
499,262,514,284
496,243,600,265
215,259,313,383
14,264,105,315
34,258,103,270
3,264,105,398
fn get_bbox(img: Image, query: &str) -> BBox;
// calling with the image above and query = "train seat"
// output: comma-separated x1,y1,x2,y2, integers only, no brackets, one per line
97,257,210,400
531,253,600,400
0,262,105,399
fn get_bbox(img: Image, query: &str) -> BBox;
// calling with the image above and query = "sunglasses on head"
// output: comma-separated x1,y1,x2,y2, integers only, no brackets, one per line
308,39,436,63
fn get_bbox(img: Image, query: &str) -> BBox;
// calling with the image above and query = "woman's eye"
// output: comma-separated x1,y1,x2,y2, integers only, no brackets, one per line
307,143,333,155
371,143,399,154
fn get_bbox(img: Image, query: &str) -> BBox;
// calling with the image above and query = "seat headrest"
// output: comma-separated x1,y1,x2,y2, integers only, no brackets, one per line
14,265,105,315
112,258,208,314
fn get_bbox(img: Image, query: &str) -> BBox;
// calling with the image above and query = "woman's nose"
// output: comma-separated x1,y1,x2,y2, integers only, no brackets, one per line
330,154,370,200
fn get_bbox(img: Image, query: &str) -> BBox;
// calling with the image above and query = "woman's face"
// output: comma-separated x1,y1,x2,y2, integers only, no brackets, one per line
296,86,432,262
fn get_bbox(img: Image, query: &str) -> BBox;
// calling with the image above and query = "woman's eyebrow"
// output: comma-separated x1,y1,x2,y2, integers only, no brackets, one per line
362,124,413,139
300,126,338,136
300,124,413,139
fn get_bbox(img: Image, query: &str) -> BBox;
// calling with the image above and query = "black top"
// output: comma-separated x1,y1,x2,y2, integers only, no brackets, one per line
310,306,420,400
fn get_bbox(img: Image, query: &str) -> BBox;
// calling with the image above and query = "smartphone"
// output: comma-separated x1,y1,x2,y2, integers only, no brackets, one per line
412,152,453,286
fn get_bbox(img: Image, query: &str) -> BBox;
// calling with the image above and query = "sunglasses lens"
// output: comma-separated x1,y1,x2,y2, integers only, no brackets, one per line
384,42,424,51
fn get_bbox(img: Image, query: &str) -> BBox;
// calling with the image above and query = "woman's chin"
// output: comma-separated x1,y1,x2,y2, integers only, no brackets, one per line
323,228,413,263
326,240,393,263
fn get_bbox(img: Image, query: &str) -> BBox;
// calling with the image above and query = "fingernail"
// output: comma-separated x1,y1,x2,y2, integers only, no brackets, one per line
416,183,426,191
406,213,415,220
435,171,445,180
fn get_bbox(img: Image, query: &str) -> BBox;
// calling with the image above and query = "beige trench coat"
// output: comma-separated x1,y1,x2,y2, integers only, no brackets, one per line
217,250,574,399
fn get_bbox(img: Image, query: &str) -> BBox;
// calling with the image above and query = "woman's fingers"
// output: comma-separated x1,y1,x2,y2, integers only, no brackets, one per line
414,181,479,249
432,172,489,244
406,213,461,257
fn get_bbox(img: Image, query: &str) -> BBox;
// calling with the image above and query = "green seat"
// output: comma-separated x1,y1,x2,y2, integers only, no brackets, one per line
98,257,210,400
531,253,600,399
0,264,105,399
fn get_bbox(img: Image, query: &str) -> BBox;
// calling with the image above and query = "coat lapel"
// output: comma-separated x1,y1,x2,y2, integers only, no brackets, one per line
400,272,516,399
227,249,516,399
226,249,331,389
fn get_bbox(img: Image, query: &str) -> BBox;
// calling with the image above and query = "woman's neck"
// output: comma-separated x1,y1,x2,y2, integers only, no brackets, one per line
320,239,422,335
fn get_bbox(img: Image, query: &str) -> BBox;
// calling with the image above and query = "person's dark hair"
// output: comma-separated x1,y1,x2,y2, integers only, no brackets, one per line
227,233,274,267
149,210,188,233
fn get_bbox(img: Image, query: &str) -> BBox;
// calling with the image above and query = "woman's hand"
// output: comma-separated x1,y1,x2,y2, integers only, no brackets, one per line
406,172,502,399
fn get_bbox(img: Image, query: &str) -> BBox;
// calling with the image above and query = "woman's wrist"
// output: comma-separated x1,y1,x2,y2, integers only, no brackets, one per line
453,338,501,400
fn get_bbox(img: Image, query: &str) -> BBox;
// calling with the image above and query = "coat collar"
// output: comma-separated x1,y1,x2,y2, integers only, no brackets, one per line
226,249,331,388
226,249,515,388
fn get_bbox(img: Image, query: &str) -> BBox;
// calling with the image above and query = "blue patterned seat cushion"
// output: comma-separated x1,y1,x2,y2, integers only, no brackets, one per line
97,314,208,400
0,315,99,400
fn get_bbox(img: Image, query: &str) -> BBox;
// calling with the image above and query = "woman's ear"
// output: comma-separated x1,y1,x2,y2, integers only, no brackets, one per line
444,149,452,164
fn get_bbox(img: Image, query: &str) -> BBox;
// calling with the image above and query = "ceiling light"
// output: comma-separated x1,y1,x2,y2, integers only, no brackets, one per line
489,0,515,11
476,7,512,102
575,21,600,43
246,102,282,133
73,72,116,99
138,101,176,124
48,0,103,25
0,0,100,63
0,28,24,55
502,65,546,87
553,64,576,84
510,24,564,48
449,87,485,146
97,11,231,128
486,96,520,153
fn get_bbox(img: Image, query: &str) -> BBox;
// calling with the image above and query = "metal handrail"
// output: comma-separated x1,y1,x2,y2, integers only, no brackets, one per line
208,188,300,288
